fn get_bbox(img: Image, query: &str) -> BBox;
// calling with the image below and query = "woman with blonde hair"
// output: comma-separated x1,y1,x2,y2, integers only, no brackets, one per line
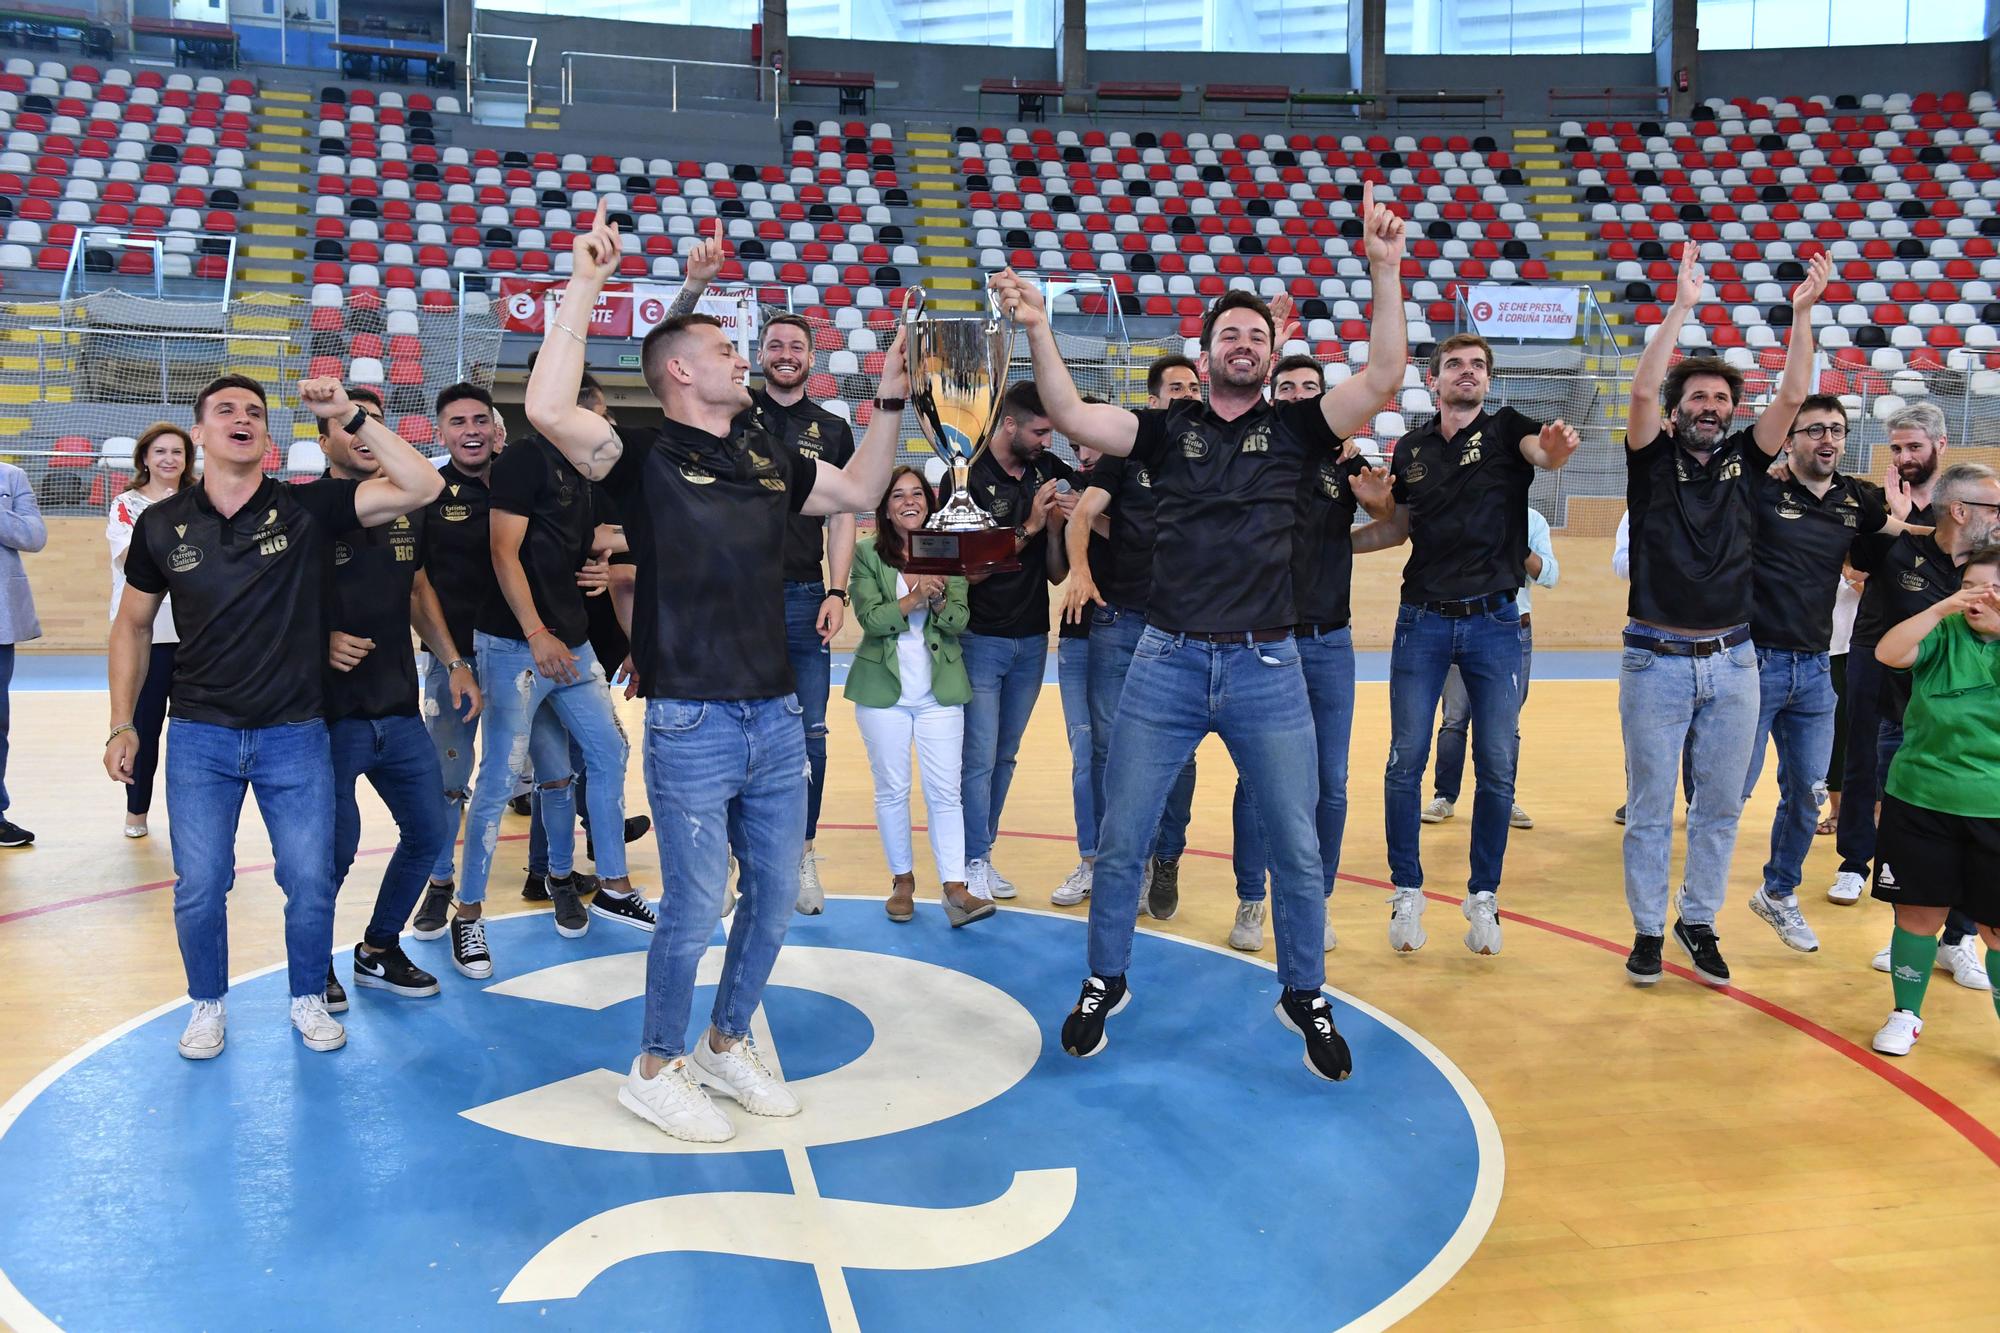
105,422,194,838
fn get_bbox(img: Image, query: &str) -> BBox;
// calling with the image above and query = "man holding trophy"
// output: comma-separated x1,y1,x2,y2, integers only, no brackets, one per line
991,181,1410,1084
525,205,906,1144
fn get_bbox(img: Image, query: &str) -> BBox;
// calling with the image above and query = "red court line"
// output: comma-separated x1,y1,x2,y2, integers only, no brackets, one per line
8,821,1997,1168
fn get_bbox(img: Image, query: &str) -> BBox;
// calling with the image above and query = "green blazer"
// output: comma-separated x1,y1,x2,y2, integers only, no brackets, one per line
844,535,971,708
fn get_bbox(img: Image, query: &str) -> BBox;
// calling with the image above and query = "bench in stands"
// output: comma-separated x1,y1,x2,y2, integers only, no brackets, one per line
979,77,1064,122
790,68,875,116
1386,87,1504,122
1547,85,1669,115
1202,83,1289,119
0,1,112,57
1287,88,1378,121
1094,81,1184,113
130,15,238,68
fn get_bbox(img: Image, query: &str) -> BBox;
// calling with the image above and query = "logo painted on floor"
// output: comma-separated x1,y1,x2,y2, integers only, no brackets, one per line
0,901,1500,1332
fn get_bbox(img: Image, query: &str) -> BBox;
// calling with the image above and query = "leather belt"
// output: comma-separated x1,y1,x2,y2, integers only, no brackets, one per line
1623,625,1751,657
1294,620,1350,637
1180,627,1291,644
1414,591,1512,618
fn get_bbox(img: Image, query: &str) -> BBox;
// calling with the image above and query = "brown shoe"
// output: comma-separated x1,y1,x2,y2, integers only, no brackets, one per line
941,880,996,928
886,872,916,923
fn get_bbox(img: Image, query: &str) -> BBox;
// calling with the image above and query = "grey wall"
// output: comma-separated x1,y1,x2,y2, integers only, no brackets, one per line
1697,41,1988,101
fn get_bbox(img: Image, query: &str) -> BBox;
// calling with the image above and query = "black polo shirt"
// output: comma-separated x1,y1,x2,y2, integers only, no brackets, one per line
1293,453,1373,628
1130,397,1344,634
1084,452,1161,612
423,462,494,661
942,447,1078,638
1749,469,1889,654
1850,507,1951,650
1625,426,1762,629
599,416,817,701
124,476,360,729
327,506,425,721
1388,406,1540,604
478,434,596,649
585,480,635,669
744,387,855,584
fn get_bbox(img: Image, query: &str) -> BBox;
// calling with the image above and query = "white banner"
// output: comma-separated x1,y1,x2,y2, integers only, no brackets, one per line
1466,285,1581,340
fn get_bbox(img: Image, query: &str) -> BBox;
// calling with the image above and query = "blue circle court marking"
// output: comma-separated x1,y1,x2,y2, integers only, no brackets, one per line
0,900,1501,1331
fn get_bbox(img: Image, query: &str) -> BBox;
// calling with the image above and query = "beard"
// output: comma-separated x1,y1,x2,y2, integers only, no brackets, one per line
762,360,808,393
1673,405,1728,448
1896,451,1938,488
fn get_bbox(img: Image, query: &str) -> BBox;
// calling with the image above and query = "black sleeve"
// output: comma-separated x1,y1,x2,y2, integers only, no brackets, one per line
123,505,167,595
486,439,543,518
1502,406,1543,462
296,476,362,534
1276,397,1343,455
411,505,428,571
1388,428,1416,502
1848,530,1898,573
1130,407,1172,469
1624,429,1671,463
787,451,817,515
1044,453,1079,486
598,430,643,507
1086,452,1127,499
1852,480,1891,537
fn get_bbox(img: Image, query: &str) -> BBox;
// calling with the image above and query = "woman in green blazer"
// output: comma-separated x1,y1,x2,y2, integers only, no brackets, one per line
846,466,993,929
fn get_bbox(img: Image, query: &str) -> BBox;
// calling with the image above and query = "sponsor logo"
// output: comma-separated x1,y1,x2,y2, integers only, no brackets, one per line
1877,862,1898,888
333,541,353,567
1319,460,1345,499
678,464,718,486
1404,461,1430,486
166,543,201,574
1716,455,1743,481
440,504,472,523
1898,571,1928,593
173,523,187,538
1135,466,1152,489
1178,430,1210,461
1239,425,1271,456
1458,443,1483,466
251,507,289,557
1776,494,1806,520
1893,964,1924,982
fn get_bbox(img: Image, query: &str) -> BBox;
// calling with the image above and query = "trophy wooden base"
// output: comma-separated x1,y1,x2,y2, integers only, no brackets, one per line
903,525,1021,577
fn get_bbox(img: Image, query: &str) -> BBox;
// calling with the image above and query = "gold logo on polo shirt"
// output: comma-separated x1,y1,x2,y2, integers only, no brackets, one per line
1318,459,1345,498
174,523,187,538
678,463,717,485
167,543,201,573
1240,425,1271,455
441,504,471,522
252,508,289,557
1459,430,1484,466
1717,456,1742,480
1136,466,1152,488
747,449,773,469
990,494,1015,521
1179,431,1210,461
448,484,460,497
1842,512,1858,528
759,476,786,492
1776,493,1806,520
1405,461,1429,485
804,422,820,440
1899,570,1927,592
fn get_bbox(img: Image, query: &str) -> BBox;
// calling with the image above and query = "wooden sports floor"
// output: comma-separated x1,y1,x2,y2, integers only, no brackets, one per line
3,673,1997,1330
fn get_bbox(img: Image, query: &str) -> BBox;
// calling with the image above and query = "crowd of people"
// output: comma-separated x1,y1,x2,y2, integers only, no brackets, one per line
0,182,1984,1141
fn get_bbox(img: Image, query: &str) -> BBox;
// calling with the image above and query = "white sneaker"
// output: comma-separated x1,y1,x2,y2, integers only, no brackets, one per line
1509,804,1534,830
1420,796,1454,824
177,999,225,1060
1228,899,1266,951
1827,870,1866,905
1871,942,1892,973
1462,891,1502,955
691,1036,802,1118
796,851,824,915
618,1055,735,1143
986,862,1018,900
1748,888,1820,953
1051,860,1093,907
289,995,346,1053
1871,1009,1922,1056
1324,897,1338,953
1388,886,1428,953
966,858,996,902
1938,937,1993,991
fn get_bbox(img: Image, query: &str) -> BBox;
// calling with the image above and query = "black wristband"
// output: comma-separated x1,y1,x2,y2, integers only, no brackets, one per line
344,405,370,438
826,588,849,603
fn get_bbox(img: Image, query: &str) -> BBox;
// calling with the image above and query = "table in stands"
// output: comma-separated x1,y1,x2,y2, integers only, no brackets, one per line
0,2,111,58
330,41,449,86
979,77,1064,122
789,68,875,116
1093,81,1184,115
128,15,238,68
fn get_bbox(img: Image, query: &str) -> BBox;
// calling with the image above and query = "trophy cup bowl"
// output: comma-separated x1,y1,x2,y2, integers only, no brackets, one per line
900,282,1021,576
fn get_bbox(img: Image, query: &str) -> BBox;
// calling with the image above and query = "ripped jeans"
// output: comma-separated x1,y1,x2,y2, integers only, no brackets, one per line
421,651,481,883
1741,647,1835,900
456,632,630,906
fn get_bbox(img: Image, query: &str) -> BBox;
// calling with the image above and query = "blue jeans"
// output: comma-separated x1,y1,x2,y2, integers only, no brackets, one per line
460,633,630,905
1384,603,1525,897
420,651,481,883
331,714,451,950
165,718,336,1000
0,642,11,815
640,694,806,1060
1432,623,1535,804
1091,629,1324,990
527,730,589,878
1232,624,1356,902
1741,648,1835,900
784,580,832,840
1056,636,1096,858
1086,603,1194,860
1619,626,1760,935
960,631,1048,864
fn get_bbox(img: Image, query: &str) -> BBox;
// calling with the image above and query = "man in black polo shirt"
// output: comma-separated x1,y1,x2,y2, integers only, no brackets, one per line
105,374,443,1060
1618,244,1830,988
1057,355,1201,916
991,179,1408,1082
1737,395,1898,955
525,205,901,1143
1373,332,1579,958
741,311,856,915
319,387,475,1009
947,380,1074,903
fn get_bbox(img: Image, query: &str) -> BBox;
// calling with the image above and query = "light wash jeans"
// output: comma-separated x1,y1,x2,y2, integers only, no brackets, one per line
420,650,481,883
1619,625,1760,936
1233,624,1356,903
855,696,966,882
639,694,807,1060
1056,635,1096,858
959,631,1047,865
1087,603,1195,859
1741,648,1836,900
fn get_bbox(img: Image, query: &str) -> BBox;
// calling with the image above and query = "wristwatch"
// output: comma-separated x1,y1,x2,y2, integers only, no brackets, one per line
874,396,906,412
343,405,370,437
446,657,474,673
827,588,850,604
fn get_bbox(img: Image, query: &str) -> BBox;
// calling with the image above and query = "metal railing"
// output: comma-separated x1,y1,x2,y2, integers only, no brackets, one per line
464,30,537,121
557,51,779,120
58,229,239,305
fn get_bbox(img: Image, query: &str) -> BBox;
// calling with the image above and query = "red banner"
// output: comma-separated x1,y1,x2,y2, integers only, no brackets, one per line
496,278,633,338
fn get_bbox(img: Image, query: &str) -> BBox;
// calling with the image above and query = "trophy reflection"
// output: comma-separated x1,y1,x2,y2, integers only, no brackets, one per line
900,282,1021,576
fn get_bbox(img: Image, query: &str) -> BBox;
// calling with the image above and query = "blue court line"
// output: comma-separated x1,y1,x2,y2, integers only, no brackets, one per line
13,649,1627,692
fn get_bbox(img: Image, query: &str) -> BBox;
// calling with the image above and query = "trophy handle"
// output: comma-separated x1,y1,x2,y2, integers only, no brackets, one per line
902,285,927,323
982,273,1006,333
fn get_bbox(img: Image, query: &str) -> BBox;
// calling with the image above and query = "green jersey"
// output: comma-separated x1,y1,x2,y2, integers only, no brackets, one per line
1885,613,2000,818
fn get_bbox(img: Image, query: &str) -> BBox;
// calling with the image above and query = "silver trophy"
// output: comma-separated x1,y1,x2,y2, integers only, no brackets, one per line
902,282,1020,574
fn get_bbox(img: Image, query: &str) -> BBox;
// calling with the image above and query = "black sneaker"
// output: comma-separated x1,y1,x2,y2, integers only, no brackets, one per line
411,880,454,939
586,814,651,864
450,915,492,979
547,874,590,938
351,942,441,997
0,820,32,848
591,887,658,932
1275,988,1352,1082
1146,857,1181,920
523,871,599,901
1061,974,1130,1058
1626,933,1664,986
323,962,349,1014
1673,918,1731,988
508,794,532,817
1613,805,1627,825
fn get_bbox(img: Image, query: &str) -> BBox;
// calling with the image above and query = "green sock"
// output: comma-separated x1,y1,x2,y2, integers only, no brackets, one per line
1890,927,1939,1016
1987,948,2000,1025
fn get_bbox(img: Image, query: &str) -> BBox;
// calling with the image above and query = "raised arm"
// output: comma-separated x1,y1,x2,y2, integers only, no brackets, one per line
666,219,725,321
1877,589,1995,669
990,269,1139,456
1322,180,1407,439
525,202,625,481
803,328,908,517
1629,243,1704,450
1520,419,1581,472
1751,250,1832,456
298,378,444,525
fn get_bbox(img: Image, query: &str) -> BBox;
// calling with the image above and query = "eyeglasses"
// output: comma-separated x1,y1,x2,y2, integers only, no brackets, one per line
1959,500,2000,513
1787,423,1848,442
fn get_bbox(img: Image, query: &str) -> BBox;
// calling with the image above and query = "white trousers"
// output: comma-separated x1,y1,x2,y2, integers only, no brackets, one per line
854,697,967,883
